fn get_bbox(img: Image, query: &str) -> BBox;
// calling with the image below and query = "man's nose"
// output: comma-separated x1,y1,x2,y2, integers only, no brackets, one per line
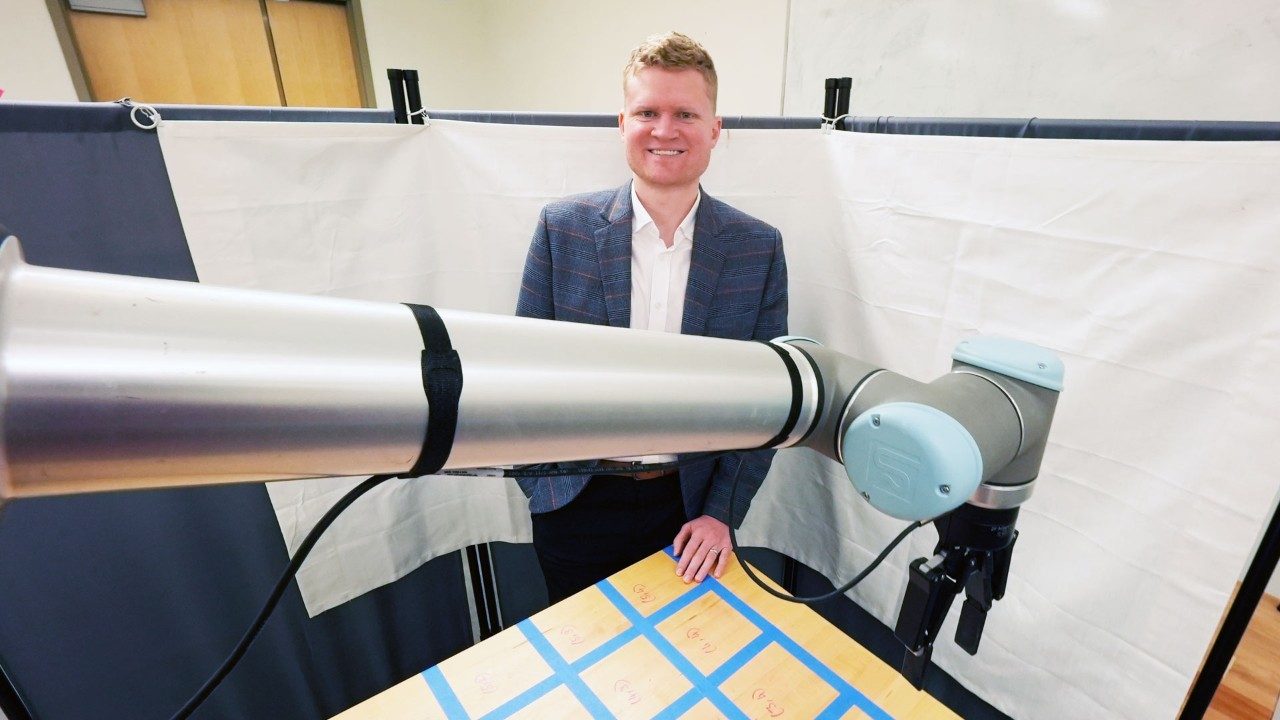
650,115,678,138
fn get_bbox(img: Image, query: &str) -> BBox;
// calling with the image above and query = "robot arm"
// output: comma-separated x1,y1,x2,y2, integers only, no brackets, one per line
0,235,1062,684
0,236,1061,509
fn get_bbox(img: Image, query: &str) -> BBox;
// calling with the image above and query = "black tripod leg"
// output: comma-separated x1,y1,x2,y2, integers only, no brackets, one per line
1180,493,1280,719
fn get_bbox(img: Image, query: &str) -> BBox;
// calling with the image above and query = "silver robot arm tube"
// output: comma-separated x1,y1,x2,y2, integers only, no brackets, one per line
0,239,819,499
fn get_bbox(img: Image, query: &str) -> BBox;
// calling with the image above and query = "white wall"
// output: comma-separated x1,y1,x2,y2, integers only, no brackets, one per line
0,0,78,101
783,0,1280,120
358,0,789,115
15,0,1280,121
356,0,492,112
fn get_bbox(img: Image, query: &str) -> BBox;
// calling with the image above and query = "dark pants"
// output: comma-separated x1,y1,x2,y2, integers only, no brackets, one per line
531,472,685,604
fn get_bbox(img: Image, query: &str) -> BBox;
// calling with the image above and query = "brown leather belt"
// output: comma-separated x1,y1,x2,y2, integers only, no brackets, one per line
598,459,676,481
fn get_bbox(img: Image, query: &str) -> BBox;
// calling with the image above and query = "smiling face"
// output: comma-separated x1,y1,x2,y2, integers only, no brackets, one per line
619,67,722,197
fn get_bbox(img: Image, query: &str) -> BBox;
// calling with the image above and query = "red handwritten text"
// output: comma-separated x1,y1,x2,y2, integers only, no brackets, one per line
752,688,785,717
474,671,497,694
559,624,585,645
631,583,655,604
613,679,642,705
685,627,718,654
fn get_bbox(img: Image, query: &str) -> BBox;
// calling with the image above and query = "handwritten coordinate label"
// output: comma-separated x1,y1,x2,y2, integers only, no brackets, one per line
559,624,585,646
631,583,656,604
613,679,642,705
685,627,718,654
752,688,785,717
474,671,498,695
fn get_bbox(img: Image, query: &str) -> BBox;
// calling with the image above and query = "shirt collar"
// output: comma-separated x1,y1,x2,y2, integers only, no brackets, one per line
631,183,700,243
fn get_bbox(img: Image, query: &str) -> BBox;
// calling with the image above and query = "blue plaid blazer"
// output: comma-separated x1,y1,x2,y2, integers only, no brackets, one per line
514,182,788,527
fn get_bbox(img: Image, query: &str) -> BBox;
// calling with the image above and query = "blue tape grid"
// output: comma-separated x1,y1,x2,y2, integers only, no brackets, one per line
421,547,894,719
423,665,467,718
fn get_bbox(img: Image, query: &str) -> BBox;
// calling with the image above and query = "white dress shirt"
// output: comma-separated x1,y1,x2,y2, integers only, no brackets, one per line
612,184,699,464
629,184,698,334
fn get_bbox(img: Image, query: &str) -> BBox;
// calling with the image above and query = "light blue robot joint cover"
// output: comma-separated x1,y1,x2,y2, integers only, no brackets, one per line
842,402,984,521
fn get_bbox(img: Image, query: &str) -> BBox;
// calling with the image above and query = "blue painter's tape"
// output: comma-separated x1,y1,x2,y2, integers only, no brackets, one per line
476,574,709,720
442,548,895,720
572,624,641,672
653,688,703,720
707,633,772,685
481,674,563,720
660,546,894,717
817,694,859,720
709,581,893,720
598,580,750,720
507,620,613,719
645,578,712,625
423,665,469,719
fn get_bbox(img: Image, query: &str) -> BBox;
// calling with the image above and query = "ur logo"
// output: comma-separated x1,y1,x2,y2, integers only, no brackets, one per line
865,441,920,503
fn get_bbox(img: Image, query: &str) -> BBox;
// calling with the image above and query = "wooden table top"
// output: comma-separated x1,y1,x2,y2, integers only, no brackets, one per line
334,548,959,719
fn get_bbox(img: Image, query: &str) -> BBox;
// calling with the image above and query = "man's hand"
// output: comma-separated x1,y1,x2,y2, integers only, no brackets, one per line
673,515,733,583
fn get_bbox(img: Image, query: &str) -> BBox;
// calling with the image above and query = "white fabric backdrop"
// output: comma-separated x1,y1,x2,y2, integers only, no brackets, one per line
157,118,1280,720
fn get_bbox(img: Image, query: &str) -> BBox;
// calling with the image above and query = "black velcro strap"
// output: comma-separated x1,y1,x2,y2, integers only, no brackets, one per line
756,340,803,449
400,304,463,478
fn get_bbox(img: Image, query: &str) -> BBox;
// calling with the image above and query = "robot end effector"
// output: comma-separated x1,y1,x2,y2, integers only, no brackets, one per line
779,336,1063,687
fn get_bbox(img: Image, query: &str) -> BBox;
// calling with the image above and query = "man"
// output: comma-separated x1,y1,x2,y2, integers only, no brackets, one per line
515,31,787,604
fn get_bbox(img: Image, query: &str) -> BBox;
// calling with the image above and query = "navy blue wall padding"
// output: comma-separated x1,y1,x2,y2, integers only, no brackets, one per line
721,115,820,129
491,542,550,627
424,109,821,130
0,102,197,280
152,104,394,124
0,101,473,720
839,115,1280,141
397,110,1280,139
423,110,613,127
0,487,472,720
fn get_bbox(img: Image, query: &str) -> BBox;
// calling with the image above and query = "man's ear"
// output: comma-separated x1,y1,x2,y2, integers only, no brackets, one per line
618,111,626,139
710,116,723,147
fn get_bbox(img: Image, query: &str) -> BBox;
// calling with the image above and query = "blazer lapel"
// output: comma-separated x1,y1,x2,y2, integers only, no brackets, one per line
682,189,725,336
595,183,633,328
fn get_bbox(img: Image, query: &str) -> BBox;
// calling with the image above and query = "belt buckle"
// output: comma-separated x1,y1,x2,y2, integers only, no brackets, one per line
601,459,660,480
632,462,667,481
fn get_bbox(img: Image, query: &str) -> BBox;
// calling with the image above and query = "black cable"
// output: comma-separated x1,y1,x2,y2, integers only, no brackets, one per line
507,451,725,477
440,451,729,479
726,458,929,604
163,453,915,718
168,473,396,720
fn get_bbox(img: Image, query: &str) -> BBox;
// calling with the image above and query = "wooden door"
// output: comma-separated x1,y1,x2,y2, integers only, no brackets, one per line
266,0,361,108
66,0,362,108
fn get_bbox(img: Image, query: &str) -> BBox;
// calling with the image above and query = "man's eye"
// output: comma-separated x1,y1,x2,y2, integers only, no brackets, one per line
639,111,656,118
679,112,694,120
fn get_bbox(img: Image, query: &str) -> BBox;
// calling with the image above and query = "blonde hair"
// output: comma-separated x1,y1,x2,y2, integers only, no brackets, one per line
622,32,718,109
